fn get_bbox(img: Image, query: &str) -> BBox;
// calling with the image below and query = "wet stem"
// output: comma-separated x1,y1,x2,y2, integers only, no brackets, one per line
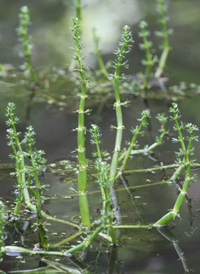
72,18,91,227
155,0,171,78
154,115,193,226
8,115,31,213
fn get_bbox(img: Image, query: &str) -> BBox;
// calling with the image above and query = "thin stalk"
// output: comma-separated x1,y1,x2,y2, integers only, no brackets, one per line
109,25,133,183
157,228,190,273
91,27,110,79
155,0,172,78
2,226,104,256
28,144,48,247
153,167,190,226
118,134,165,157
123,163,181,174
109,77,124,182
71,17,90,227
75,0,82,21
23,201,81,229
155,47,169,78
108,41,125,241
154,107,196,226
118,110,150,177
6,104,30,210
41,211,80,229
54,231,84,247
113,225,152,229
90,125,116,241
139,21,157,90
17,6,38,83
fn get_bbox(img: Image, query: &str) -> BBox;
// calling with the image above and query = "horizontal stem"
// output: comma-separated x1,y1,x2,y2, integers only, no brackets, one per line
26,201,80,229
113,225,153,229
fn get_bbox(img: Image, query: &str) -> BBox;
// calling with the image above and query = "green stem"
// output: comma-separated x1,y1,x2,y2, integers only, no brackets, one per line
142,30,153,90
71,18,90,227
9,113,30,208
18,7,38,83
119,121,145,175
155,0,171,78
92,27,110,79
75,0,82,21
2,226,104,256
29,144,48,247
154,124,192,226
25,202,80,229
113,225,152,229
54,231,84,247
109,78,124,183
155,47,170,78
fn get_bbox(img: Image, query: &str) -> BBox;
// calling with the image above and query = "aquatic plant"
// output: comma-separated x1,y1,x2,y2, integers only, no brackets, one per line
139,21,157,90
1,3,200,271
6,102,31,214
6,102,48,247
155,0,173,78
70,17,91,227
90,124,115,240
2,71,200,261
73,0,82,22
16,6,38,83
118,109,151,175
155,103,199,226
91,27,110,79
109,25,134,183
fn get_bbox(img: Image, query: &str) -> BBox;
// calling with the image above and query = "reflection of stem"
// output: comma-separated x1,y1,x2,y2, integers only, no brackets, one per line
173,241,190,273
107,245,119,274
110,185,121,226
26,89,36,121
120,173,144,222
157,227,190,273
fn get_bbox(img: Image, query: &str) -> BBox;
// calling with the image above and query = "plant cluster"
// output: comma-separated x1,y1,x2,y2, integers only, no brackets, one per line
0,1,199,270
91,0,172,90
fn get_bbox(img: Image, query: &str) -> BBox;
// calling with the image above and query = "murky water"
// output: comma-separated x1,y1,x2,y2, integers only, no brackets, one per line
0,1,200,273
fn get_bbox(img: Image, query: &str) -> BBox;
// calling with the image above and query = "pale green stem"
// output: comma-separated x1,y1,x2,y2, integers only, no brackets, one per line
92,28,110,79
118,121,145,175
154,122,192,226
73,18,91,227
9,113,30,206
142,31,153,90
155,2,170,78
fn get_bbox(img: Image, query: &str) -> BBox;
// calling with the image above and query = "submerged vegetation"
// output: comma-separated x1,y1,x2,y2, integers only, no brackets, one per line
0,0,200,273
